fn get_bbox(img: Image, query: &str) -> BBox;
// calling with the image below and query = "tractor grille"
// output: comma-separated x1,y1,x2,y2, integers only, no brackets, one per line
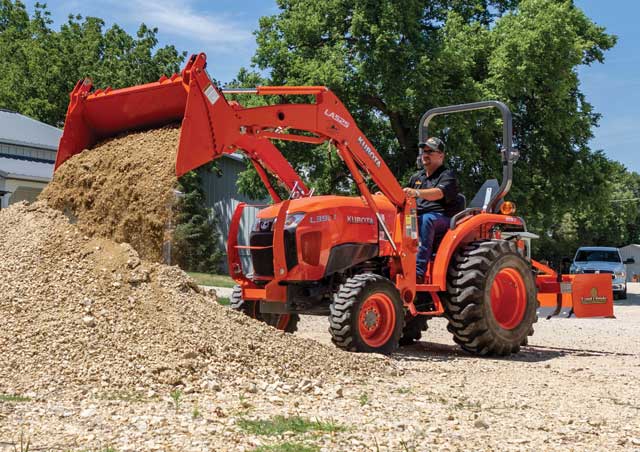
249,229,298,277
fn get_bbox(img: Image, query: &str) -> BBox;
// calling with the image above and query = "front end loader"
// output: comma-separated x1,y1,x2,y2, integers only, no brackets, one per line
55,52,614,356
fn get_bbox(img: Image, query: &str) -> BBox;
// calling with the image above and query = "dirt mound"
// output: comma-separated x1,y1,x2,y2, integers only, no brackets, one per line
0,202,386,396
39,126,179,262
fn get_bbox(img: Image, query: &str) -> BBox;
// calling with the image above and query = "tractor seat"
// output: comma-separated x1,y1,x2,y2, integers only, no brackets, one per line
467,179,501,210
447,179,504,230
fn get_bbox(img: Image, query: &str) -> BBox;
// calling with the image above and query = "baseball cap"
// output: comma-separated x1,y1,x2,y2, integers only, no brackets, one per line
418,137,445,153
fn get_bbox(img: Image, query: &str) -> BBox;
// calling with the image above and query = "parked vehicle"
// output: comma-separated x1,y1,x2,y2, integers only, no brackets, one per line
570,247,634,299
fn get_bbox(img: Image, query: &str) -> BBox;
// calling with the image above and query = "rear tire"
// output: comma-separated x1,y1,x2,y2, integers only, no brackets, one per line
442,240,538,356
329,274,403,354
230,285,299,333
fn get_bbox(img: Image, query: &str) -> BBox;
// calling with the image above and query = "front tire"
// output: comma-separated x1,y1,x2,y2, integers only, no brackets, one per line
230,285,299,333
443,240,538,356
329,274,404,354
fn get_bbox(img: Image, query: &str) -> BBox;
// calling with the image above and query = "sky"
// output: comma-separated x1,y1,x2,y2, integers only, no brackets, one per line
24,0,639,173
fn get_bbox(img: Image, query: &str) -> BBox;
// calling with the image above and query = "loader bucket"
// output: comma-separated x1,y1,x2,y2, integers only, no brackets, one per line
54,53,232,177
54,75,188,171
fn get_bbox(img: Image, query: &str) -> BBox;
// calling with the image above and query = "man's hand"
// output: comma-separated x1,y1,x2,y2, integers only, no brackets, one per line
403,187,420,198
404,186,445,201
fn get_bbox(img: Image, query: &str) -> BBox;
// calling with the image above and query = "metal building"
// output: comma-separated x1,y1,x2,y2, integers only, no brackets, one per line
0,109,62,208
620,244,640,282
0,108,262,272
199,154,268,273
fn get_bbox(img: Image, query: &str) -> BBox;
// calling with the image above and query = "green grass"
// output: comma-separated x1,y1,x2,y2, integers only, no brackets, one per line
170,389,182,412
238,415,345,436
192,402,201,419
0,394,31,402
254,443,320,452
218,297,230,306
187,272,236,288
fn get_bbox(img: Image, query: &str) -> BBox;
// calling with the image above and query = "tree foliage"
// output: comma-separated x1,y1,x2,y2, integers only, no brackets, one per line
245,0,638,262
172,170,223,273
0,1,224,272
0,1,185,126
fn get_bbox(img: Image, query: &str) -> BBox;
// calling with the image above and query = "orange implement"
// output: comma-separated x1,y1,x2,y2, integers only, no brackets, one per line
533,260,614,318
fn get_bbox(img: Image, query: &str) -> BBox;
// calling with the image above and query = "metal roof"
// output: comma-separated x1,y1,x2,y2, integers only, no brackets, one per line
0,109,62,151
0,155,53,182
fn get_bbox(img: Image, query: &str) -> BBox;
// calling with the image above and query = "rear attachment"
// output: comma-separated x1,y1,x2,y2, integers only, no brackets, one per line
534,260,614,318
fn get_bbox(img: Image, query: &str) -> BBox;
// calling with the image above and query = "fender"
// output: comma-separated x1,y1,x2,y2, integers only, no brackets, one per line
431,213,524,289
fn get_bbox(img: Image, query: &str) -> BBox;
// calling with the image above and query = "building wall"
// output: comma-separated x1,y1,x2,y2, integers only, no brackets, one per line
0,142,56,208
0,142,57,162
198,157,270,274
620,245,640,282
0,177,48,208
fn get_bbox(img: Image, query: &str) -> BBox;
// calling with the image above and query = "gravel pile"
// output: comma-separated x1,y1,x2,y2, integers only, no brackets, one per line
39,126,180,262
0,202,387,398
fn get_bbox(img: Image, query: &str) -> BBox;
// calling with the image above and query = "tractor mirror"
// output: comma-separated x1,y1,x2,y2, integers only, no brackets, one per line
624,258,635,264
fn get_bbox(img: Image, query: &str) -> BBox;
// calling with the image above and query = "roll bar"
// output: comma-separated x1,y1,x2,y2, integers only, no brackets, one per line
418,101,518,213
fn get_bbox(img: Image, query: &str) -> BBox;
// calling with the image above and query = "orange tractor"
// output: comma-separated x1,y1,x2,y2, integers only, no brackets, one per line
55,53,614,355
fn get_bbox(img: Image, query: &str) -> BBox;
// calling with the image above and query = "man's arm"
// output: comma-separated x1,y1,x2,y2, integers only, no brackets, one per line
403,186,443,200
403,172,444,200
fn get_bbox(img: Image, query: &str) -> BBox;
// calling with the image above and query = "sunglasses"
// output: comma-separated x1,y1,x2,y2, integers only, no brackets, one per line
419,147,443,155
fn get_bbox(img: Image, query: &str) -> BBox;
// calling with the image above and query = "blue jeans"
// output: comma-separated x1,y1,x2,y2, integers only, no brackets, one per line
416,212,450,278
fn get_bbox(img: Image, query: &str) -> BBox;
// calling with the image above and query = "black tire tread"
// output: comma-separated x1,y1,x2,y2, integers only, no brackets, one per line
230,284,299,333
399,315,428,346
329,273,402,354
442,240,538,356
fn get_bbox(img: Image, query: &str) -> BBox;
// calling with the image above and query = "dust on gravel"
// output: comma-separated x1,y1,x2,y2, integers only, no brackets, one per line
39,125,180,262
0,202,389,398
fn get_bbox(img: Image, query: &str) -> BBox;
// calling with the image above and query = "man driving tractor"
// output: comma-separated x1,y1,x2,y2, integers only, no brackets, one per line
404,137,460,283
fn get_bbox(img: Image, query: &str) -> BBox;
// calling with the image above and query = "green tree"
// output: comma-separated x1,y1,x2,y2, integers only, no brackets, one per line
244,0,634,257
0,1,185,126
172,170,223,273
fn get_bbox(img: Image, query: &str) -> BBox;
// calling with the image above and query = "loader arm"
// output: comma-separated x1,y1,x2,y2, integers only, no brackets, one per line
178,53,417,296
177,54,406,207
55,52,418,297
56,52,405,208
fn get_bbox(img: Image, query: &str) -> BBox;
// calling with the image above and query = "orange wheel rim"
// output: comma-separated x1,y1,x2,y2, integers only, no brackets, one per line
358,294,396,347
490,268,526,330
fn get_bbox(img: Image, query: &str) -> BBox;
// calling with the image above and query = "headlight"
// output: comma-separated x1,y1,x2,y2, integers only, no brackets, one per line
272,213,305,230
615,271,626,278
573,267,584,274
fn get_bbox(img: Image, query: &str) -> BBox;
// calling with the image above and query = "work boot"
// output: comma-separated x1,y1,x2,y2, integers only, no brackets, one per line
414,292,435,312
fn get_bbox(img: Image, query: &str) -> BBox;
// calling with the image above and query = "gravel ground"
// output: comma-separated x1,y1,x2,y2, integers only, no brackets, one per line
2,248,638,452
3,122,639,450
